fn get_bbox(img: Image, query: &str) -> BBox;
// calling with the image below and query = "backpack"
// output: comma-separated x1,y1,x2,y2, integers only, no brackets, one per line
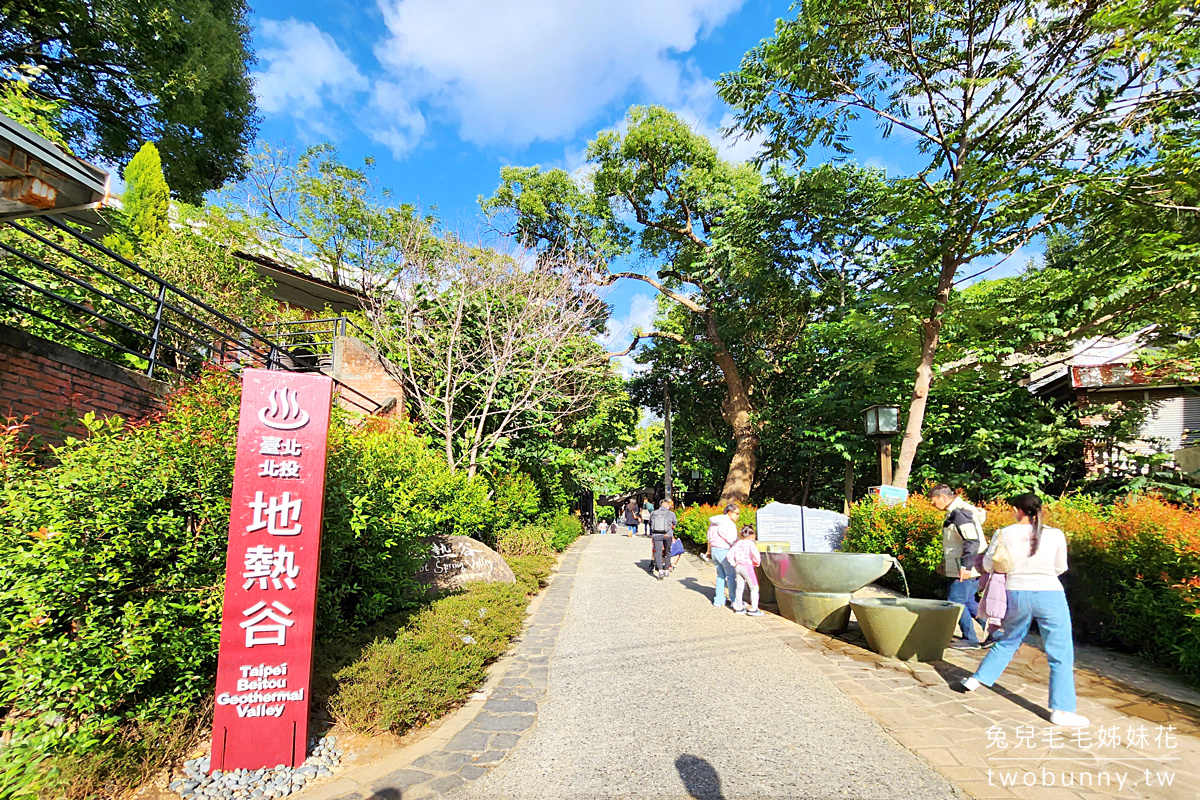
650,508,673,533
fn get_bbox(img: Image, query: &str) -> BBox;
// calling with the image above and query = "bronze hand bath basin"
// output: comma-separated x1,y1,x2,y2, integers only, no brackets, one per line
760,552,894,594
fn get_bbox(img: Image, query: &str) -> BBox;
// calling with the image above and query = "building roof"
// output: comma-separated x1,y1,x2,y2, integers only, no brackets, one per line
0,113,109,223
1028,328,1168,399
233,249,366,313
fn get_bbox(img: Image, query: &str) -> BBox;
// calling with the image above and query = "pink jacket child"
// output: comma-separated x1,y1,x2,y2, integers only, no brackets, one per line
726,527,764,615
726,538,761,585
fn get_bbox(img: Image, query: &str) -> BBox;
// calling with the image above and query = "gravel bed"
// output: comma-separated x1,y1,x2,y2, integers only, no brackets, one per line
168,736,343,799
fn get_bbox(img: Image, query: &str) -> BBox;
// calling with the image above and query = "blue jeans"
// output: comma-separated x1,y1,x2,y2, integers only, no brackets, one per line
972,589,1077,713
947,577,980,643
712,548,734,606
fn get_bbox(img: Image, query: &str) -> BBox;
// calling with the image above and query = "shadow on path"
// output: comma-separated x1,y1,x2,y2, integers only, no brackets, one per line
675,754,726,800
680,576,717,602
931,661,1051,721
989,683,1053,721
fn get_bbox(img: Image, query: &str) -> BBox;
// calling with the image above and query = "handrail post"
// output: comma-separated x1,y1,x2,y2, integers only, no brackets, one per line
147,282,168,379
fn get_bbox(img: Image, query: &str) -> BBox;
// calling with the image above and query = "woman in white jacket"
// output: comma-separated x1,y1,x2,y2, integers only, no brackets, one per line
957,493,1088,728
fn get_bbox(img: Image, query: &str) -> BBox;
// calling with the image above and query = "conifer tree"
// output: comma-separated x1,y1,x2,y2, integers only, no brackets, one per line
122,142,170,246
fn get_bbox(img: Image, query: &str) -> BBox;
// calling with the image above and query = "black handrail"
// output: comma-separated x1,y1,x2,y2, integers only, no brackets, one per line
0,216,384,415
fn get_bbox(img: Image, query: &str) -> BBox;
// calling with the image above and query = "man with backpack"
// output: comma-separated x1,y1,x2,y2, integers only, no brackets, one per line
650,500,678,579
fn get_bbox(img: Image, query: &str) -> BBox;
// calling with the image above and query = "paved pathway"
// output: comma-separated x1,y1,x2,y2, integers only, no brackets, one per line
783,602,1200,800
310,533,1199,800
439,534,958,800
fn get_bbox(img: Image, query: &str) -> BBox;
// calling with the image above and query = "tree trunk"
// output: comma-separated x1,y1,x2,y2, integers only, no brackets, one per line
892,252,959,488
705,311,758,505
722,430,758,506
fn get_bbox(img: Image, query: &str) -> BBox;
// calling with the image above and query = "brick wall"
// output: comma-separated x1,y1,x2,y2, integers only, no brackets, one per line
331,335,405,417
1,324,168,443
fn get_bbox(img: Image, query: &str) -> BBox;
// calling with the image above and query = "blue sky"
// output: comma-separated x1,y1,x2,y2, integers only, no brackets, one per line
243,0,1016,359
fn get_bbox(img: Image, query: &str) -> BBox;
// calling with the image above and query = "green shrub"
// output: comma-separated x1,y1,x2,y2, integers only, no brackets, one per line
543,509,582,551
495,523,554,557
675,504,757,547
840,496,946,598
1057,498,1200,683
320,415,496,631
488,471,542,533
330,555,554,735
0,371,498,798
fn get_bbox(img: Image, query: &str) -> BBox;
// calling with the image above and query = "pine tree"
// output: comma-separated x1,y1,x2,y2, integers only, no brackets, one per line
122,142,170,246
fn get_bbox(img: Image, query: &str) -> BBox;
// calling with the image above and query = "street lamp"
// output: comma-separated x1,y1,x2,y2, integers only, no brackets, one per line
863,404,900,485
863,404,900,438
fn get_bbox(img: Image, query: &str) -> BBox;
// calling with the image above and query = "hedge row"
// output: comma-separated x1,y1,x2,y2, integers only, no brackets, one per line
674,504,758,547
840,495,1200,684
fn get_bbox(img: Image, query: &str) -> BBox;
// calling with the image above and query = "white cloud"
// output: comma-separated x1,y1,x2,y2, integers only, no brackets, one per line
371,0,746,147
688,109,766,164
367,81,428,158
252,20,368,120
599,291,659,378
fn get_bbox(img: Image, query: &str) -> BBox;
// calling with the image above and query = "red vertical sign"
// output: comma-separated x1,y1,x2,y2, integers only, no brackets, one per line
210,369,334,771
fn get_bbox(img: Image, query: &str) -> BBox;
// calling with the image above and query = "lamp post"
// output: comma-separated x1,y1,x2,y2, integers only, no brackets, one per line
863,404,900,485
663,386,673,502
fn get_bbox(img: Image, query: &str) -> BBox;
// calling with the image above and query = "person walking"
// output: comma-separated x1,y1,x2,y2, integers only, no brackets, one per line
649,500,678,579
624,499,638,537
930,485,987,649
727,525,764,616
641,497,654,536
956,493,1089,728
706,504,740,608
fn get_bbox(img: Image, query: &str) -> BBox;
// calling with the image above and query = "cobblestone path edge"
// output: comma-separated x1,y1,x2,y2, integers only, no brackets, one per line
312,538,585,800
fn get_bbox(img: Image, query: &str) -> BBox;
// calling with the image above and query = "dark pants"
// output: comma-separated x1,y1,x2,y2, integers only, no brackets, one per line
652,534,674,572
948,577,980,642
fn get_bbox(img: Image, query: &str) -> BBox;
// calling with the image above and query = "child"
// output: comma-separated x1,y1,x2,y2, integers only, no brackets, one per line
726,525,763,616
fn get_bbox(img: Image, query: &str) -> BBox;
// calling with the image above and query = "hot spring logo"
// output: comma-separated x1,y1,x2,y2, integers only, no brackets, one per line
258,388,310,430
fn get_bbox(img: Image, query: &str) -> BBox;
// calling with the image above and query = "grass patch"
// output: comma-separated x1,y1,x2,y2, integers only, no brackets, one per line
330,554,556,735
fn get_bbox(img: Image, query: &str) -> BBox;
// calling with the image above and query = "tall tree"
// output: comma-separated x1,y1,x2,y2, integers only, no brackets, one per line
0,0,258,201
370,241,617,479
239,144,433,289
623,162,898,505
721,0,1200,488
485,106,860,504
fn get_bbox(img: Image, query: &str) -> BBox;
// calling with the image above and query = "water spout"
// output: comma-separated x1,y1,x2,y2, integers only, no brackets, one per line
884,555,910,597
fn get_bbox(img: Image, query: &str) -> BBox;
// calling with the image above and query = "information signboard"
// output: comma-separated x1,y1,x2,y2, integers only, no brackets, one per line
210,370,333,771
756,502,849,552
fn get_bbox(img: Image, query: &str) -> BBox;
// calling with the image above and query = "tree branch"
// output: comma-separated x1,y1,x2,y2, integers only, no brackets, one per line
606,330,686,358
